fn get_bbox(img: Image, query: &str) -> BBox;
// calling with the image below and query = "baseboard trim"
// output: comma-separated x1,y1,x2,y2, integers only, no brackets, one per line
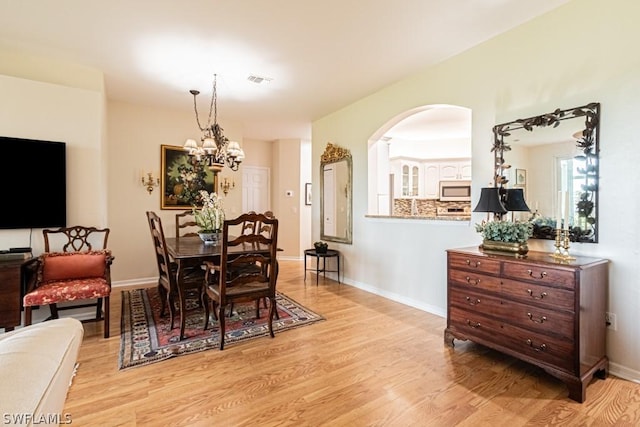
112,277,156,288
609,362,640,383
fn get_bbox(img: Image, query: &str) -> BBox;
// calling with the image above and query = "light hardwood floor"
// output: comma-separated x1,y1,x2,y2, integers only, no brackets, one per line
64,260,640,426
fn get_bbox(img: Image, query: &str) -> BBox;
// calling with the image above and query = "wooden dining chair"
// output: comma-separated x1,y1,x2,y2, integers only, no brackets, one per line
202,212,279,350
175,210,199,237
147,211,205,339
230,210,278,319
23,226,113,338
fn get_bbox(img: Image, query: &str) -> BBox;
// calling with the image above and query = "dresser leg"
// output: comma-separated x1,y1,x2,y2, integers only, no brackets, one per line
444,328,456,347
566,381,586,403
594,368,607,379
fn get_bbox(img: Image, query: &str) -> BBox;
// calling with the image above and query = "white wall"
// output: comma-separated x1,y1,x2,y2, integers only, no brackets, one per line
312,0,640,380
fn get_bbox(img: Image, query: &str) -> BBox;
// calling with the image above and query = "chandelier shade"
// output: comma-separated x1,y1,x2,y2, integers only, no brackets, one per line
183,74,245,173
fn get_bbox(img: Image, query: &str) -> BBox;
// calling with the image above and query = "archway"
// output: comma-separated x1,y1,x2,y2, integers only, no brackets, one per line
367,104,472,216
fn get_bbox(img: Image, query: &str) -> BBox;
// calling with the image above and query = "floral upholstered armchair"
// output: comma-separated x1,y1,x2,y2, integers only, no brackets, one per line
22,226,114,338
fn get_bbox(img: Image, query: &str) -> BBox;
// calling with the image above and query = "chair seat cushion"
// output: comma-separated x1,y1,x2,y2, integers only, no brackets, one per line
24,278,110,306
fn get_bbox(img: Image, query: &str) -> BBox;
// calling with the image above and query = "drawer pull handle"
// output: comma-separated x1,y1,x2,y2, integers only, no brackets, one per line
466,296,481,306
526,339,547,352
465,276,480,285
527,289,548,300
465,259,481,268
527,312,547,323
466,319,481,328
527,269,547,279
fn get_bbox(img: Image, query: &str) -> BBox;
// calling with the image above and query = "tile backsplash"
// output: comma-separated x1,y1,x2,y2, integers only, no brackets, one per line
393,198,471,217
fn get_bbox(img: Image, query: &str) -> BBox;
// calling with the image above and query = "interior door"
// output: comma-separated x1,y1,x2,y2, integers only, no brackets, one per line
242,166,270,213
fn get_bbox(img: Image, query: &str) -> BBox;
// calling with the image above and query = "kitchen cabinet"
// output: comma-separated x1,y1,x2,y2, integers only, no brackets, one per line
439,160,471,180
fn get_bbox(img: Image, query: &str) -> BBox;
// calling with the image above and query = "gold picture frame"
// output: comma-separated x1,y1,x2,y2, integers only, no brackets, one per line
160,145,214,210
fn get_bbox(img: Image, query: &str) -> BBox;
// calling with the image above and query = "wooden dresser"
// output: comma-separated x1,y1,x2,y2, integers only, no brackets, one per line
445,247,608,403
0,257,30,331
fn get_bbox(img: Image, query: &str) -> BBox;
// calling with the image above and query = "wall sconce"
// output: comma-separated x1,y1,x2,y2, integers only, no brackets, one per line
220,177,235,196
141,172,159,194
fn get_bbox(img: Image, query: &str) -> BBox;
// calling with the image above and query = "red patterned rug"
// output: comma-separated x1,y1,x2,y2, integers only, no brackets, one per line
119,287,324,369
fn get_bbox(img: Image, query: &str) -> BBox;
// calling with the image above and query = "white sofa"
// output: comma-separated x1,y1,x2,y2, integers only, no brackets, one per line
0,318,83,426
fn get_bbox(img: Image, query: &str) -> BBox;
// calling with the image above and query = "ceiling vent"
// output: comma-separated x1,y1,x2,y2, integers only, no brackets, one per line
247,74,273,84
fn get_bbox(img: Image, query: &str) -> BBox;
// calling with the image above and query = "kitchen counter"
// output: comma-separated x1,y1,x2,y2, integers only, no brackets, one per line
365,214,471,222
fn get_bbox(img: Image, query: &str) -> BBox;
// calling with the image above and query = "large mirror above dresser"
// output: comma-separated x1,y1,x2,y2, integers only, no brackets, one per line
493,103,600,242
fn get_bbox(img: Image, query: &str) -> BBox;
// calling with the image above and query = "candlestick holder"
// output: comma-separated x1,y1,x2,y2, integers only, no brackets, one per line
561,231,576,261
549,228,575,261
550,228,563,259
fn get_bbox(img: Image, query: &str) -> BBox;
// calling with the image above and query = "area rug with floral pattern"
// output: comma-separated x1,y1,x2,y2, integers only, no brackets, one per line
119,287,324,369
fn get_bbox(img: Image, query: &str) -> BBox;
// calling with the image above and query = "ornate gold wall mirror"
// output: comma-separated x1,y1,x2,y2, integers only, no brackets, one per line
493,102,600,243
320,142,353,244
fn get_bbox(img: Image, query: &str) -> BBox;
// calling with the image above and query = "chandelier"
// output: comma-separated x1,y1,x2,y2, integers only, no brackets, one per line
183,74,245,173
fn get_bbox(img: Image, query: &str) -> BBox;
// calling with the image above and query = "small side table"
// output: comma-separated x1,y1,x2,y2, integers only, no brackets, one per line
304,249,341,285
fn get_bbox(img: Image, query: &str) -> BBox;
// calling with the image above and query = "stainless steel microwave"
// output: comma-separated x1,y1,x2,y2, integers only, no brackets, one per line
439,180,472,201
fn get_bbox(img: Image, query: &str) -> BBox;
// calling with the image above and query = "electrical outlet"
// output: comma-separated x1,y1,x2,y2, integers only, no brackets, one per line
605,312,617,330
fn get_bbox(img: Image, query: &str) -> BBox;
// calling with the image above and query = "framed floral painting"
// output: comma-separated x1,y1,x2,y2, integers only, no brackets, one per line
160,145,214,210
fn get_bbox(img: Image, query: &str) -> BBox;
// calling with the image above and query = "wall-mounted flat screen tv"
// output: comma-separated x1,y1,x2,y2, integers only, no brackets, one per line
0,136,66,229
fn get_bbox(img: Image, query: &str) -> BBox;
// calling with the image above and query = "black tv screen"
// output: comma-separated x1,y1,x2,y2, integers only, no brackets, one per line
0,136,66,229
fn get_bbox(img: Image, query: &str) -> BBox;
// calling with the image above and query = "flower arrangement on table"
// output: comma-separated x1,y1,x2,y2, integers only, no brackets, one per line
193,190,225,242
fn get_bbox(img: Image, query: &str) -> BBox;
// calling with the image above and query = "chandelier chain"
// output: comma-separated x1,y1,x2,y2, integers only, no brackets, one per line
192,74,218,133
184,73,244,173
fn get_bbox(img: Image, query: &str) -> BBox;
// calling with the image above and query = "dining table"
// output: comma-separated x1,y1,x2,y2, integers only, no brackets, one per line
164,235,278,340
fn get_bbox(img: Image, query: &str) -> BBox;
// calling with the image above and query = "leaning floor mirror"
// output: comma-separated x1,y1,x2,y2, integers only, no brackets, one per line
320,142,353,244
492,102,600,243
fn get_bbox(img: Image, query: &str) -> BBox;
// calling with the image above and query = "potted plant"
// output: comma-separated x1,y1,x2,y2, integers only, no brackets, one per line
193,190,225,244
475,220,533,256
313,241,328,254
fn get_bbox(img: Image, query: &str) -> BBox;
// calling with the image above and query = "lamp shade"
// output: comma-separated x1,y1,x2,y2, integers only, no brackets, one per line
473,187,507,214
504,188,531,212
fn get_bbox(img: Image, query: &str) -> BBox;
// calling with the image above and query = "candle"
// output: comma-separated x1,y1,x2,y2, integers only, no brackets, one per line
556,191,563,229
563,191,570,230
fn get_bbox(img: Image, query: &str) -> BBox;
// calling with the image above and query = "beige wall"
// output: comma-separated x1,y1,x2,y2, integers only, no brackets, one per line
0,62,306,282
313,0,640,379
106,101,285,282
0,74,106,253
271,139,303,258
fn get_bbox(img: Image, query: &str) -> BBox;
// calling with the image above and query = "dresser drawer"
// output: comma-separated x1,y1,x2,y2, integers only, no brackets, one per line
448,306,503,342
450,306,575,373
449,287,502,314
449,269,501,293
502,262,575,289
501,278,575,311
499,299,574,340
449,253,501,275
500,322,575,373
